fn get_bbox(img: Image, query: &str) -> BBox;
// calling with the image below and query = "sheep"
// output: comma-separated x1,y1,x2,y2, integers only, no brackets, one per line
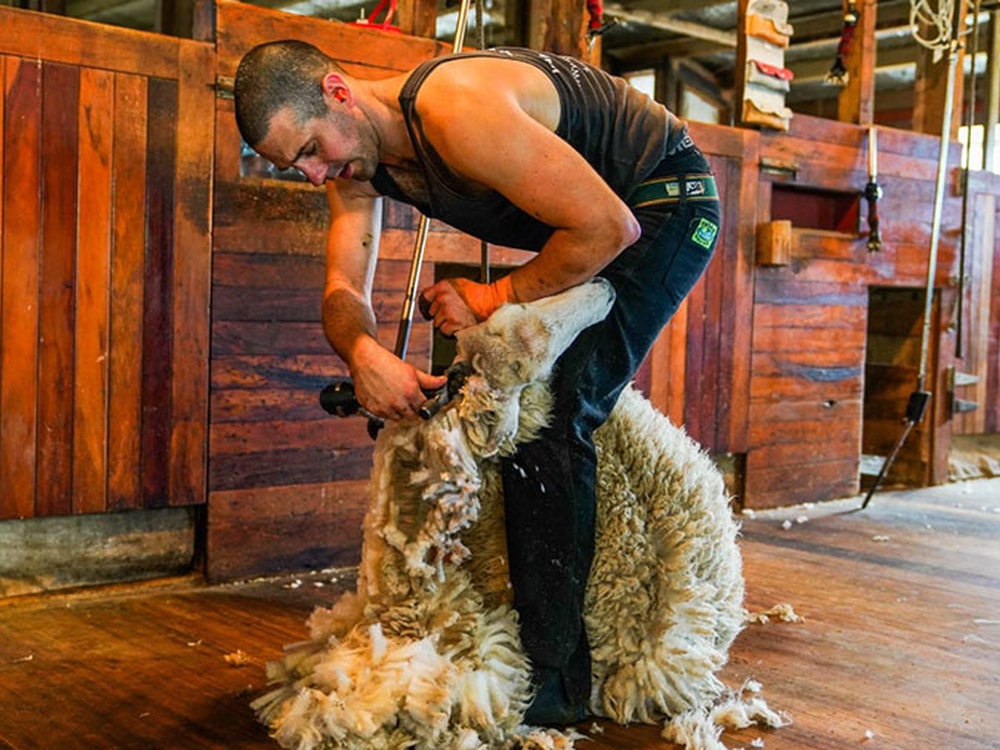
252,279,783,750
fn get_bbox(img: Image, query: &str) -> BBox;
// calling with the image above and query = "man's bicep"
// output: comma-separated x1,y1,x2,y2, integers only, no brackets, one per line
427,99,623,237
325,181,383,300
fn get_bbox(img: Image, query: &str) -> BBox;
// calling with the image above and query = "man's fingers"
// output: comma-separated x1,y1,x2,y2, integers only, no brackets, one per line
418,290,434,320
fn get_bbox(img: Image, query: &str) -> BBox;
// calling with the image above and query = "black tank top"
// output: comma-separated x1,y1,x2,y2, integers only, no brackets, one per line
370,48,687,252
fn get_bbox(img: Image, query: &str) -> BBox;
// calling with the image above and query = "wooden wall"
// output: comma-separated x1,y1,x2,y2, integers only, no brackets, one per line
0,7,214,520
738,117,972,508
206,0,494,579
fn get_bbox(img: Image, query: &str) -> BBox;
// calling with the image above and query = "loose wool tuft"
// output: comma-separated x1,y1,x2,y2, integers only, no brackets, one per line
253,280,780,749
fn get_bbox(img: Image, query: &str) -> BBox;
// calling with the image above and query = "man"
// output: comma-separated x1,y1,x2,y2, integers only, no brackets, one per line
234,39,720,726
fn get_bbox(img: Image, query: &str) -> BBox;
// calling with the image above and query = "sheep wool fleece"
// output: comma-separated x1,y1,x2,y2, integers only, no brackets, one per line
252,281,783,750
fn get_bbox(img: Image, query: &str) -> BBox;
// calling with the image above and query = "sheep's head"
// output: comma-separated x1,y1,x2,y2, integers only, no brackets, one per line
452,279,615,456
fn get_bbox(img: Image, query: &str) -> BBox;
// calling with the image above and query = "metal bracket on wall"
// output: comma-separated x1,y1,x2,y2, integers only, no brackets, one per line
947,366,980,417
759,156,798,181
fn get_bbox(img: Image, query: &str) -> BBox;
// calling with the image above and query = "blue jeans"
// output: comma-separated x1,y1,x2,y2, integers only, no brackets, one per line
500,145,721,705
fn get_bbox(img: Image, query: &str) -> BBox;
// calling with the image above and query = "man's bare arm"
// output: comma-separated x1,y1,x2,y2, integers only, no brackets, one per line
323,180,446,419
415,58,640,331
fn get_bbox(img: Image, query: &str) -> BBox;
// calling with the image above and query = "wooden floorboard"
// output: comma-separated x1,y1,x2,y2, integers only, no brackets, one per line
0,478,998,749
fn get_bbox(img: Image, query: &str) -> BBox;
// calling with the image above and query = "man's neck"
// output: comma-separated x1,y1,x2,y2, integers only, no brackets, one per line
355,75,414,168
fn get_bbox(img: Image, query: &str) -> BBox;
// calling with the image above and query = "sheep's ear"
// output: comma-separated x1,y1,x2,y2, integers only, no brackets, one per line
513,316,549,362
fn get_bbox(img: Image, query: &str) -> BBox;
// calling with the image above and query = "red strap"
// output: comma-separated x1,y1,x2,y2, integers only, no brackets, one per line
350,0,400,32
587,0,604,31
752,60,795,81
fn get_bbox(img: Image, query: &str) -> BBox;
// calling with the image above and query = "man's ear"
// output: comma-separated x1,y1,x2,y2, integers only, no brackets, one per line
322,73,352,106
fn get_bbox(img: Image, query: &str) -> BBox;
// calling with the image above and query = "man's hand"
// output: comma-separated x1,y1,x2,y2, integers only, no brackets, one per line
349,339,447,420
419,276,518,336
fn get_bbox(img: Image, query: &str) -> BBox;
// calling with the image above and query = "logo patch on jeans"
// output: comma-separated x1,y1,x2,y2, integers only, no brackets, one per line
691,217,718,249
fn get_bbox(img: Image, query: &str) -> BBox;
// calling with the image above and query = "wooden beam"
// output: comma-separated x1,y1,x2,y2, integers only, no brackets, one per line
789,44,915,84
604,3,737,47
621,0,732,13
839,0,878,125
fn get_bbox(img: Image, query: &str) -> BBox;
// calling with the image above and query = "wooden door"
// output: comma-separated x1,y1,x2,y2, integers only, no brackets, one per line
0,7,214,518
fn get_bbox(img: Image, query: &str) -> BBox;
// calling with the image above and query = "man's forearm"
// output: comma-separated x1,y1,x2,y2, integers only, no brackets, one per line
508,220,638,303
322,286,380,370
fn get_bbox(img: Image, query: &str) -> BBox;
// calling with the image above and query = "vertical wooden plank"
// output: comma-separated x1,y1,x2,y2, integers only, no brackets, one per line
0,60,3,486
665,300,688,426
142,76,178,508
733,0,749,127
527,0,588,58
837,0,877,126
108,72,148,511
727,135,759,453
73,67,113,515
0,56,42,520
36,61,79,518
170,42,214,507
989,198,1000,433
396,0,437,39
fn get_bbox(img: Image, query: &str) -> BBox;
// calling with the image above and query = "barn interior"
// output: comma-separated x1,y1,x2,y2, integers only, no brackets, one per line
1,0,999,748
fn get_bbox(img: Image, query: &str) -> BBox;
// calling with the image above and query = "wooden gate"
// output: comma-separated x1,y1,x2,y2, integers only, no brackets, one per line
0,7,214,518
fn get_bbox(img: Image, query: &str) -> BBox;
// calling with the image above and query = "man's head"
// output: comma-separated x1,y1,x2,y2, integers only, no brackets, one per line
234,40,373,185
234,40,339,150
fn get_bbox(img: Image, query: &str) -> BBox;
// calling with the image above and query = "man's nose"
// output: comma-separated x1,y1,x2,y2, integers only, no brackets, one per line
298,161,326,186
305,168,325,186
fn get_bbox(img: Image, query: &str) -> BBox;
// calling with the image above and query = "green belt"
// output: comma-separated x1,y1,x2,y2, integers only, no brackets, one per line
627,173,718,208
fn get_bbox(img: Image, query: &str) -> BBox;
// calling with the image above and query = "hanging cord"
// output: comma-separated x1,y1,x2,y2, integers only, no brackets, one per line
956,0,983,359
826,0,859,86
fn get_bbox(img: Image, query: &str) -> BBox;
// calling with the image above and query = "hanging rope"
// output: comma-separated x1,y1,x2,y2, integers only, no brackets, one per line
826,0,859,86
910,0,960,60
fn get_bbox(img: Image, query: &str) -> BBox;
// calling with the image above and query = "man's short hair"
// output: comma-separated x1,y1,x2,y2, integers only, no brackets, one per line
234,40,342,148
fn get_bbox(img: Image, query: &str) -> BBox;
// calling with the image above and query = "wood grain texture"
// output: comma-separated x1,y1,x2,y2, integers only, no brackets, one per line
169,41,215,508
107,72,148,512
1,12,214,519
1,478,998,748
140,76,178,510
0,4,187,79
0,56,42,520
73,65,113,515
36,61,79,519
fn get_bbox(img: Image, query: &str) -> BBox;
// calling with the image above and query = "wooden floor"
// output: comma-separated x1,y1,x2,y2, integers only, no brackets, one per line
1,478,999,750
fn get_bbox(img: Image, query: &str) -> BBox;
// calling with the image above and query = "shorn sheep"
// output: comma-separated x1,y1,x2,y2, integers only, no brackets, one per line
252,280,785,749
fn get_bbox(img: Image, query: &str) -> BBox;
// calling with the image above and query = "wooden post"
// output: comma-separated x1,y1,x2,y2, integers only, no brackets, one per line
734,0,749,126
398,0,438,39
984,10,1000,171
837,0,877,125
912,0,968,137
528,0,588,58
